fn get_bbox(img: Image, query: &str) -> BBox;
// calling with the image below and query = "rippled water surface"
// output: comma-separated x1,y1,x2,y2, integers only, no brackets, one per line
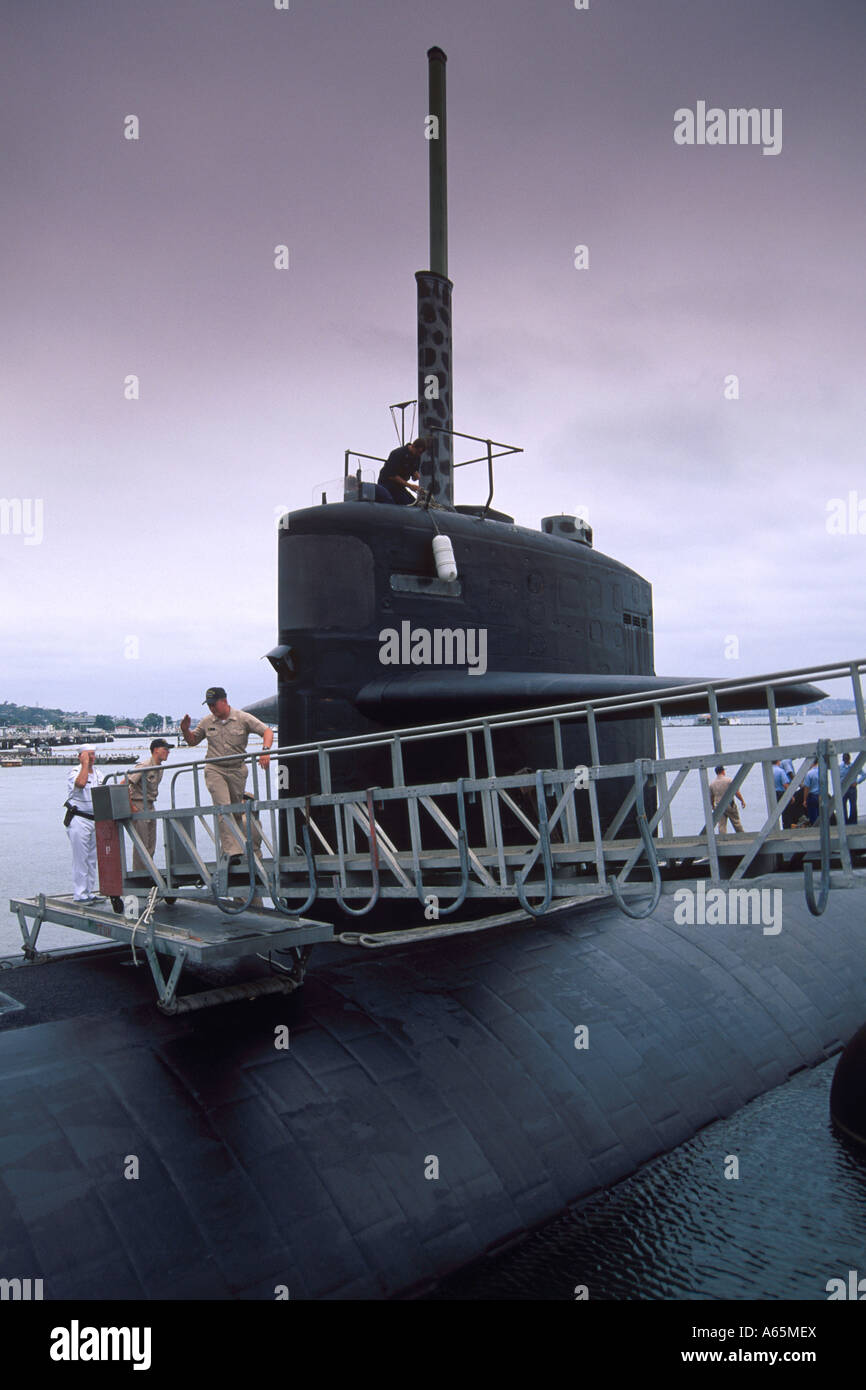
430,1058,866,1300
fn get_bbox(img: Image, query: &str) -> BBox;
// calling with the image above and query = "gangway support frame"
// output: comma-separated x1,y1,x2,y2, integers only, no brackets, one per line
9,895,334,1014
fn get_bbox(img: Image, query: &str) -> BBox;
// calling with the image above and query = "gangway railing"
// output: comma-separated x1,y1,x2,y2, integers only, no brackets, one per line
97,658,866,924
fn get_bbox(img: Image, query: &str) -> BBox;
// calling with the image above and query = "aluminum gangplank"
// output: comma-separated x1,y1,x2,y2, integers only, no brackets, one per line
11,659,866,1010
9,892,334,1014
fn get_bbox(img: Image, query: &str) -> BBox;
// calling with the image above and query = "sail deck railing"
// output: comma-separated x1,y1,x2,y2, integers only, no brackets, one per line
100,659,866,919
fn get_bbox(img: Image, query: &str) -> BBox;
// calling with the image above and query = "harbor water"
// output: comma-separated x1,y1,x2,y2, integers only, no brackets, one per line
1,715,864,1301
430,1056,866,1300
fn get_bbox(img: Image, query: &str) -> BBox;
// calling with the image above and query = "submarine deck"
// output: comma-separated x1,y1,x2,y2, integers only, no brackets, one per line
2,889,865,1300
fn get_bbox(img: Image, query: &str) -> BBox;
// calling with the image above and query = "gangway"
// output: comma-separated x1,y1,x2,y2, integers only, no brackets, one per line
11,658,866,1009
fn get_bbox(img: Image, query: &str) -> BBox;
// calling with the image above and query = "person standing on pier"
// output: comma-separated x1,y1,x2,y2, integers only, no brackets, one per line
179,688,273,858
772,759,793,829
64,745,104,902
124,739,172,870
709,765,745,833
803,758,821,825
840,753,865,826
778,761,795,822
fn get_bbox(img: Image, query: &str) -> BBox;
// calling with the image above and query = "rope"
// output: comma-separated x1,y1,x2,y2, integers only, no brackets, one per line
337,895,603,948
129,886,160,966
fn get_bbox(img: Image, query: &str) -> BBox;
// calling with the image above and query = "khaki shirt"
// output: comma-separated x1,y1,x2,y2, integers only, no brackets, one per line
709,775,733,808
128,755,164,810
191,708,270,767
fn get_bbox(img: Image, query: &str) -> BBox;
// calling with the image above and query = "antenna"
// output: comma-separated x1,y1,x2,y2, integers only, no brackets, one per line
415,47,454,506
389,399,417,445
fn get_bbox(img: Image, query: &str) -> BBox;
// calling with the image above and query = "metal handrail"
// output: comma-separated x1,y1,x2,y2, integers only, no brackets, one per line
609,760,663,920
513,770,555,917
805,741,832,916
412,778,471,917
331,789,381,917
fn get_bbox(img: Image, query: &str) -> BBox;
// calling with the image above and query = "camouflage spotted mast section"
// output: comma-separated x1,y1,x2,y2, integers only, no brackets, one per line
416,270,453,505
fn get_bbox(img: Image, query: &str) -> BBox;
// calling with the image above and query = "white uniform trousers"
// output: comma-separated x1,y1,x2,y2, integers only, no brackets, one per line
67,815,98,900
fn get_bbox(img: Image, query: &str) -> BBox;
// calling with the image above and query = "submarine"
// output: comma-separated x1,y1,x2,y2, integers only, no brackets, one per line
2,47,862,1306
246,45,820,829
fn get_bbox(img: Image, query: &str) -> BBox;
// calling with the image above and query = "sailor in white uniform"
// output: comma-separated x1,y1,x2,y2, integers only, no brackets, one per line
65,745,105,902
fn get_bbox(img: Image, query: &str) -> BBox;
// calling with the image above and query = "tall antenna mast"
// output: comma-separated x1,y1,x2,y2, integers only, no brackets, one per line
415,46,454,506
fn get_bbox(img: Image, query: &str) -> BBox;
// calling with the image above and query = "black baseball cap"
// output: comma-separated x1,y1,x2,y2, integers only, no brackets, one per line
203,686,228,704
150,738,171,752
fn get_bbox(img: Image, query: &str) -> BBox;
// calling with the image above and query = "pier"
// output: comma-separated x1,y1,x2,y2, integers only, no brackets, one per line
0,753,139,767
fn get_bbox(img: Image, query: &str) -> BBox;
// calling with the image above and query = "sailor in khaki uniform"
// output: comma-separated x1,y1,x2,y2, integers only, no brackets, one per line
180,687,273,856
124,739,171,870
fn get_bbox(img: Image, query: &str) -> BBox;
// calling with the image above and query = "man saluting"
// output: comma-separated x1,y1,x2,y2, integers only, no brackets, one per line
65,744,104,902
180,687,274,859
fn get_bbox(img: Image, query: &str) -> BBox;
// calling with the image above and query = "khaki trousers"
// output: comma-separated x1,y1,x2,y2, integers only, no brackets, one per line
131,813,157,870
717,803,744,833
204,764,253,855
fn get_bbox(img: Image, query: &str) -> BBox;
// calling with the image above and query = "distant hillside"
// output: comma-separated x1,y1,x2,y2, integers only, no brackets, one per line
0,702,132,729
0,702,69,726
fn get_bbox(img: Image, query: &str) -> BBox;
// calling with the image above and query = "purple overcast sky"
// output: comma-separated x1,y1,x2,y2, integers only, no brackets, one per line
2,0,864,718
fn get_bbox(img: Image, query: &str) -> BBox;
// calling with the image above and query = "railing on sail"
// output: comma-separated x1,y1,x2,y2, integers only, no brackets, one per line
339,423,523,511
102,658,866,923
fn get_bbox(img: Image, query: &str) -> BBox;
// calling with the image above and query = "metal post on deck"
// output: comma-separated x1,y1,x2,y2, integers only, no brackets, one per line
762,684,779,824
653,703,674,844
851,662,866,736
585,707,600,767
553,717,579,843
766,685,780,745
699,767,721,881
706,687,724,756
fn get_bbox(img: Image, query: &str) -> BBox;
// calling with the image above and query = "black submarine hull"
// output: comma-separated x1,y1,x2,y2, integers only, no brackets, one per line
1,890,864,1299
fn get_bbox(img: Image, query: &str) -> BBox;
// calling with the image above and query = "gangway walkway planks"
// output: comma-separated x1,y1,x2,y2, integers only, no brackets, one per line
10,892,333,1014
